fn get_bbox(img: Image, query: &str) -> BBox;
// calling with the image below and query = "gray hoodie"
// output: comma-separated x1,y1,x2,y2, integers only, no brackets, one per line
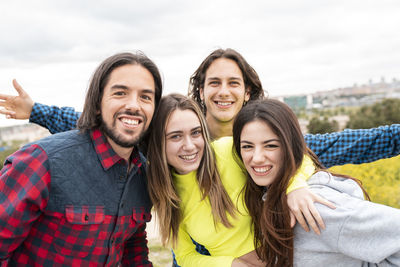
294,171,400,267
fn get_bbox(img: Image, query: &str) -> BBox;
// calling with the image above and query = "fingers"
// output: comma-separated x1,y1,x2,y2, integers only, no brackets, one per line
298,194,335,234
0,80,26,100
0,94,14,116
0,93,11,101
290,197,322,234
0,99,15,117
12,79,26,96
0,108,16,118
301,206,321,235
310,202,325,230
290,211,296,228
0,100,7,107
304,194,336,233
292,207,310,232
313,194,336,210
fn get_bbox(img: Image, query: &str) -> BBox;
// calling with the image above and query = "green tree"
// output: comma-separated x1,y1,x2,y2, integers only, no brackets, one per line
307,116,339,134
347,98,400,129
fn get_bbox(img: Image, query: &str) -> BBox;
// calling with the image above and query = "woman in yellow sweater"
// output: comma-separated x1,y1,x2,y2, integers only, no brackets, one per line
146,94,326,266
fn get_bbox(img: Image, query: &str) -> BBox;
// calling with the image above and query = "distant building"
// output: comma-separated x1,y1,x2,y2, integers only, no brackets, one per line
276,77,400,109
283,95,308,110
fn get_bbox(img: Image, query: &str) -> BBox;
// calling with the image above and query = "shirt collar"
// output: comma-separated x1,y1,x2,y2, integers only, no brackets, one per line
90,128,143,170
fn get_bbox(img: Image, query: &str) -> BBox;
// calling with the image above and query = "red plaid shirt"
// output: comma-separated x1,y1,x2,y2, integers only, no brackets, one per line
0,129,152,266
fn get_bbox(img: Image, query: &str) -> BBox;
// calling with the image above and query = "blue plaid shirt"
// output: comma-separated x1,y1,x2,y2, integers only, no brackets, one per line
30,102,400,168
30,102,400,265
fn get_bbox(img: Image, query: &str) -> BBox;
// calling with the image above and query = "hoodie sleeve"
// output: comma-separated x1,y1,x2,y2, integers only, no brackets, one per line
296,172,400,266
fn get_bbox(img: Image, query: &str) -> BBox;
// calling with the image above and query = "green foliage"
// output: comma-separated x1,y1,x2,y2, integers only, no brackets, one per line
330,155,400,208
0,141,23,169
307,116,339,134
294,107,307,119
347,98,400,129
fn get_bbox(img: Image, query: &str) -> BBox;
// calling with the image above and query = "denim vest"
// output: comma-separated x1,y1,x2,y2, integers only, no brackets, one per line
33,130,151,216
14,130,153,264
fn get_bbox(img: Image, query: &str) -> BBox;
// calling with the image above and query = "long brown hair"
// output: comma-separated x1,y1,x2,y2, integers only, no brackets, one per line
147,93,236,246
77,52,162,149
232,99,368,266
188,48,265,114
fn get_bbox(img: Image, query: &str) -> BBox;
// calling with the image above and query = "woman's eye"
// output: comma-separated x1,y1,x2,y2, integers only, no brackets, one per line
192,130,202,136
170,135,181,140
265,144,279,149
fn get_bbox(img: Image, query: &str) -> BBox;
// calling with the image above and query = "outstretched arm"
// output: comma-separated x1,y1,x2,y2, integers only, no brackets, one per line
0,79,34,119
29,103,80,134
0,79,81,134
305,125,400,168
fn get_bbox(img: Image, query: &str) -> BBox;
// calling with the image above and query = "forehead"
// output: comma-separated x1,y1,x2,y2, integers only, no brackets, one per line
166,109,201,131
205,58,243,80
105,64,155,90
241,120,277,140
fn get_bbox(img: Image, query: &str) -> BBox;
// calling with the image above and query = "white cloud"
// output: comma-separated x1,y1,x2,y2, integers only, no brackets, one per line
0,0,399,126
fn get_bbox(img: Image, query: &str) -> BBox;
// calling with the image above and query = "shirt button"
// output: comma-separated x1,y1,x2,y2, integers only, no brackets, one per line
119,174,125,180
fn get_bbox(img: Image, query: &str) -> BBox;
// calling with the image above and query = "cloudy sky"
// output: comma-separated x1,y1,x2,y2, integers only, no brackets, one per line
0,0,399,126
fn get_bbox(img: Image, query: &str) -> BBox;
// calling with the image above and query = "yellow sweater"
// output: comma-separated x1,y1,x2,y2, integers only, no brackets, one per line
173,137,314,267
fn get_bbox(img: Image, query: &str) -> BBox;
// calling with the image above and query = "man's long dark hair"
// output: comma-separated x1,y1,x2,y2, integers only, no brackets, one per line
77,52,162,150
188,48,265,114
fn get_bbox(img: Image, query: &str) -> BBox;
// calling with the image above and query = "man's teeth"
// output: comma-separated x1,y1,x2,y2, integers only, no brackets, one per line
121,118,139,125
254,166,272,173
217,102,232,106
181,154,196,160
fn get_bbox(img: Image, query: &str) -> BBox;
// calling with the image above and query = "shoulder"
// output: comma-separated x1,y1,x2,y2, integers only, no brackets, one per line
211,136,233,150
308,171,365,200
211,136,234,159
29,130,91,156
211,136,241,168
6,143,49,165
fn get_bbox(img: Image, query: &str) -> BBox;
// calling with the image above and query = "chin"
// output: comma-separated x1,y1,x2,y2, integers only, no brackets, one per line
215,115,235,123
253,178,271,187
188,164,201,173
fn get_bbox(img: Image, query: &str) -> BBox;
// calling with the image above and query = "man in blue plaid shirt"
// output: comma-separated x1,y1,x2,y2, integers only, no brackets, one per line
1,48,400,266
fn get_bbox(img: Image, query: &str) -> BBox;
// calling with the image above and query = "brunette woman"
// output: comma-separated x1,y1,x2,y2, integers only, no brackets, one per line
232,99,400,266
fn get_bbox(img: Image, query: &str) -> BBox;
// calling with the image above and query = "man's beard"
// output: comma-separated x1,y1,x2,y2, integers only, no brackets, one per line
100,111,147,148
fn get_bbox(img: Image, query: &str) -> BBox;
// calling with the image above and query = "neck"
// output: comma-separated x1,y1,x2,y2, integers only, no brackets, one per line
206,115,233,140
106,137,134,162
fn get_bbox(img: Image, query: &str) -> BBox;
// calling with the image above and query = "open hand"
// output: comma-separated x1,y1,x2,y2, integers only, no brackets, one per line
287,187,336,235
0,79,34,120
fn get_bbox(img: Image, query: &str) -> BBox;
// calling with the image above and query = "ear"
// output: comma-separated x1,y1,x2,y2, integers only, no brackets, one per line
244,87,250,102
199,87,204,101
